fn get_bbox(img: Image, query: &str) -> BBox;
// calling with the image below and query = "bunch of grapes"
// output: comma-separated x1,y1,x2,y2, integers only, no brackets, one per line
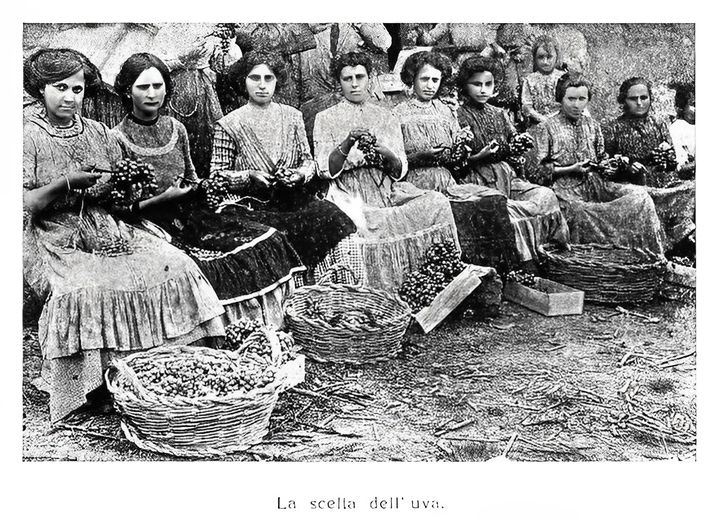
508,132,534,155
273,168,295,187
398,242,465,312
649,142,677,172
109,158,158,206
505,269,536,288
442,128,474,171
222,317,298,364
200,172,230,210
357,133,385,169
212,23,237,53
223,317,264,350
119,355,277,399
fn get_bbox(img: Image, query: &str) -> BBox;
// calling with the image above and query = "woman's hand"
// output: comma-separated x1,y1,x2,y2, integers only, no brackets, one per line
410,147,445,166
346,128,371,145
160,179,194,202
469,140,500,162
572,160,592,177
631,161,648,175
66,170,103,190
248,169,273,188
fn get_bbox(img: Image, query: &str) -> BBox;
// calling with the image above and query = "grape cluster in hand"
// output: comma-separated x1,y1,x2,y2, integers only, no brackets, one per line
443,127,474,171
200,172,230,210
398,242,465,312
357,134,384,169
649,142,677,172
109,158,158,206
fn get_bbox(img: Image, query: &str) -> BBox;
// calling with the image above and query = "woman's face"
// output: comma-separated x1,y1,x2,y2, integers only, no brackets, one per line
560,85,589,120
535,46,557,74
42,69,85,126
464,71,495,104
131,67,166,120
624,84,651,117
413,63,442,101
339,65,370,104
246,64,277,106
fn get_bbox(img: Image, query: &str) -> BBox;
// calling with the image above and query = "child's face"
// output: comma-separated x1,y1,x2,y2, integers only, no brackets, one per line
464,71,494,104
535,46,557,74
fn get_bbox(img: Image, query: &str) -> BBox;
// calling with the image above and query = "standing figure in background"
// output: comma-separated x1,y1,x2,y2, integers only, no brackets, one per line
23,48,225,421
521,35,565,128
456,57,569,267
531,73,665,254
493,23,537,128
669,82,695,179
603,76,695,254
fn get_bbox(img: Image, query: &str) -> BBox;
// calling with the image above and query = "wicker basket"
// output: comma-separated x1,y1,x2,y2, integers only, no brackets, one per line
539,243,666,304
105,345,303,458
285,265,412,364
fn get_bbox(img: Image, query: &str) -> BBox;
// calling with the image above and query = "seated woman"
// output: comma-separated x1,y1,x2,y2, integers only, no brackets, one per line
393,50,518,271
313,51,460,291
209,50,360,285
531,72,665,254
603,77,695,251
23,48,225,422
112,52,306,326
455,57,569,264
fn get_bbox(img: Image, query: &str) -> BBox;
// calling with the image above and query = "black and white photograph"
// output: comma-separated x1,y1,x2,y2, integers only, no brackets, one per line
6,2,717,517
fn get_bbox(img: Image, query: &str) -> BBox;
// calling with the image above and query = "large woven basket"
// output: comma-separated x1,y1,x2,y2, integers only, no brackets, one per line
105,345,302,458
539,243,666,304
285,265,412,364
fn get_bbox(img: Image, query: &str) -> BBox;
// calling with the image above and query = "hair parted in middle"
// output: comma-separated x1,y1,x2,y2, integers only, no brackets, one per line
226,50,288,99
400,50,454,96
554,72,593,102
114,53,174,113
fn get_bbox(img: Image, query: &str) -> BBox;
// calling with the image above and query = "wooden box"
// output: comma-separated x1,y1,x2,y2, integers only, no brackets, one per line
413,264,493,333
503,278,584,316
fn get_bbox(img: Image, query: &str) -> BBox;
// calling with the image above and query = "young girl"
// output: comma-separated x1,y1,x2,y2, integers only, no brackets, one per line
521,35,565,127
669,82,695,178
456,57,569,265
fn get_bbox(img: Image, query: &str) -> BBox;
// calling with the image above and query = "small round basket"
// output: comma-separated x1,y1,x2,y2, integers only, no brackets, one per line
539,243,667,304
105,345,295,458
285,265,412,364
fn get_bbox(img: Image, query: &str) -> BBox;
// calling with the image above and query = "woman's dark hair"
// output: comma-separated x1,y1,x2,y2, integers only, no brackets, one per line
114,53,173,113
531,35,561,72
456,57,502,95
400,50,453,95
24,47,103,100
226,50,287,98
555,72,593,102
671,81,694,110
330,51,373,82
617,77,652,108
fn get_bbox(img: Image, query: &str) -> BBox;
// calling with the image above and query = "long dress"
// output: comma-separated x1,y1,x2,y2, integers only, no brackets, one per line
521,69,564,125
210,102,361,284
394,97,519,271
533,111,665,254
23,106,225,421
113,113,306,326
603,113,695,248
314,99,460,291
457,101,570,263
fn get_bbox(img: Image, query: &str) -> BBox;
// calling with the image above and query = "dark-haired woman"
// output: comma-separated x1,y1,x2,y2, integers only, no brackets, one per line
394,50,519,270
456,57,569,264
313,51,459,290
112,53,306,326
532,73,664,253
23,49,225,421
209,50,361,284
603,77,695,251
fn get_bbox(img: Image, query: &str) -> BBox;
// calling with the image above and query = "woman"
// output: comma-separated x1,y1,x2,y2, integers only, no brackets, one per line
456,57,569,265
531,73,665,254
112,52,306,325
313,51,460,291
23,48,225,421
209,50,360,284
603,77,695,250
393,50,519,271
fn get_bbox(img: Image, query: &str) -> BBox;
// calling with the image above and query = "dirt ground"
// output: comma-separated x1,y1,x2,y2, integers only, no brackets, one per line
22,296,696,462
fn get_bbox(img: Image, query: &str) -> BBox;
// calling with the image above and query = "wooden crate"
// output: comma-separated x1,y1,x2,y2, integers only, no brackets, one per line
503,278,584,317
413,264,492,333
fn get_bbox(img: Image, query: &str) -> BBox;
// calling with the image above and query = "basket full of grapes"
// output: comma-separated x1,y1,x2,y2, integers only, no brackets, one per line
108,158,158,207
285,264,412,365
105,343,302,458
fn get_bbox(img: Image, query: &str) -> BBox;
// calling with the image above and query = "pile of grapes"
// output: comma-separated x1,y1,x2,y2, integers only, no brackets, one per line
222,317,297,363
357,133,385,169
109,158,158,207
199,172,231,210
504,269,536,288
649,142,677,172
119,354,277,399
398,242,465,312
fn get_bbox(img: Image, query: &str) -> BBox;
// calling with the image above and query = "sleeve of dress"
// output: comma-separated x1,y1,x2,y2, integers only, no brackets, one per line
521,77,540,119
602,120,618,157
502,109,517,139
531,121,554,183
670,122,689,167
593,120,606,159
210,124,238,174
313,110,341,180
178,122,199,183
382,112,408,180
291,109,318,182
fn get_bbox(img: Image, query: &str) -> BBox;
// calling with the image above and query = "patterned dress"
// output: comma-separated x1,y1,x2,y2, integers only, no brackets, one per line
603,113,695,247
521,69,565,125
534,112,665,253
210,102,360,284
457,101,570,263
113,113,306,326
314,99,460,291
23,107,225,421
